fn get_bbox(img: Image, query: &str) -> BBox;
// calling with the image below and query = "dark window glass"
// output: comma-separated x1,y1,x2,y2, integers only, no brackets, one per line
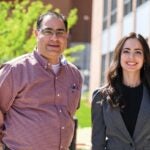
124,0,132,16
103,0,108,17
103,0,108,30
111,0,117,24
103,19,107,30
111,0,117,10
101,54,106,85
111,12,117,24
109,51,114,64
137,0,148,7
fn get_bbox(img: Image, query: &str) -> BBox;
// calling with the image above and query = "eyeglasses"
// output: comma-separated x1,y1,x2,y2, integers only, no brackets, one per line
39,28,67,38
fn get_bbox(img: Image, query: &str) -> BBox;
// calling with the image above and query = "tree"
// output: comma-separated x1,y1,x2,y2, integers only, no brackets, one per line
0,0,84,63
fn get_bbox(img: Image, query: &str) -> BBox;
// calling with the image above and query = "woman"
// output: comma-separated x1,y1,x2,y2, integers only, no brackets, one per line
92,32,150,150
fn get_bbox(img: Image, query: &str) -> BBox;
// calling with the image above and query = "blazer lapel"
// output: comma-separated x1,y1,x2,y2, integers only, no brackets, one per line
108,105,133,141
133,86,150,139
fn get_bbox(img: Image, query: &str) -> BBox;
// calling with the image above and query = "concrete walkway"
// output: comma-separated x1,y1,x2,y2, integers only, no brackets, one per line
76,127,91,150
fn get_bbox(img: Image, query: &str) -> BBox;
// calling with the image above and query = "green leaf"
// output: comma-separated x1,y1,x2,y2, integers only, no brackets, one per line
0,0,84,64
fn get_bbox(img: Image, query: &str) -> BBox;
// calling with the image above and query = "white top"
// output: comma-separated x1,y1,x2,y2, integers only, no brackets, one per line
51,63,60,74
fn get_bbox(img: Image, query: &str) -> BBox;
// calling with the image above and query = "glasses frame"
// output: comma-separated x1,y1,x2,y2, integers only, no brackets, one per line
39,28,67,38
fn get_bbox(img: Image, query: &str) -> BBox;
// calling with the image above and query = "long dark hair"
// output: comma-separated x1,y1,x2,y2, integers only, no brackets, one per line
102,32,150,108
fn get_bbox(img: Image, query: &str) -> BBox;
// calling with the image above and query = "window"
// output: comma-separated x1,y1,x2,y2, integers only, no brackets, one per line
103,0,117,30
104,0,108,18
101,54,106,85
137,0,148,7
111,0,117,24
103,0,108,30
124,0,132,16
100,51,114,85
109,51,114,64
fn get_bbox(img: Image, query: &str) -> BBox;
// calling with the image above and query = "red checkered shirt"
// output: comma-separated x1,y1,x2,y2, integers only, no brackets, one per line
0,50,82,150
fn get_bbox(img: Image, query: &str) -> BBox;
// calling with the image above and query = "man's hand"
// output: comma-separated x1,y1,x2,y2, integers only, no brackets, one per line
0,111,3,126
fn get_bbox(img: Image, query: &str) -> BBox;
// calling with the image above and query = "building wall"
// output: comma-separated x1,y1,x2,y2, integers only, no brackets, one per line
42,0,92,43
89,0,103,98
71,0,92,42
42,0,72,16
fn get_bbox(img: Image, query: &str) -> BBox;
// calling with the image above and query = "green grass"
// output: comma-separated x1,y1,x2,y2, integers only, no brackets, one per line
75,92,91,128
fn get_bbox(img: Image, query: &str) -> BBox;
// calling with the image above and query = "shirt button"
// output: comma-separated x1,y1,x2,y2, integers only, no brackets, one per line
61,126,65,130
57,94,60,97
60,146,63,149
59,109,62,113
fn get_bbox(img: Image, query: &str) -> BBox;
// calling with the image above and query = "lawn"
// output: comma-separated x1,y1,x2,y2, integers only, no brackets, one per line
75,93,91,128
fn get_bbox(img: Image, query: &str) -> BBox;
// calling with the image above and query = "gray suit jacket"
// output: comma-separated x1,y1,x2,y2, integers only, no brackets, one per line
92,86,150,150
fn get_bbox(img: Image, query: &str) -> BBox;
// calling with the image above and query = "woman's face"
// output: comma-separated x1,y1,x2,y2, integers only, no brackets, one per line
120,38,144,76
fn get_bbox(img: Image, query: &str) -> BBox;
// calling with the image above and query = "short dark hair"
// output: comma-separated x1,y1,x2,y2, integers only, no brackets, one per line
36,11,68,31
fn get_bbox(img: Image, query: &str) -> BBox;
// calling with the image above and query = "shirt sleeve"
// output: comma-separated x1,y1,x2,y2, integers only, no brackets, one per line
0,64,15,142
91,89,106,150
0,64,14,112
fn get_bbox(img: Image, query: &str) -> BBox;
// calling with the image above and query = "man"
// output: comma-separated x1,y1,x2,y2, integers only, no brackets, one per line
0,11,82,150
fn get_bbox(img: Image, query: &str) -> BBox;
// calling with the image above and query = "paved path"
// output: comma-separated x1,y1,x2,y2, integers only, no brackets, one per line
76,127,91,150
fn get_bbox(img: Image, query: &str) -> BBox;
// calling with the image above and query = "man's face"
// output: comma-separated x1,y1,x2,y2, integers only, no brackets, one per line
35,15,68,64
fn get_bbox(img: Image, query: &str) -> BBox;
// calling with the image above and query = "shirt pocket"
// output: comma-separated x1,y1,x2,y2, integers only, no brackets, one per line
67,83,81,116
